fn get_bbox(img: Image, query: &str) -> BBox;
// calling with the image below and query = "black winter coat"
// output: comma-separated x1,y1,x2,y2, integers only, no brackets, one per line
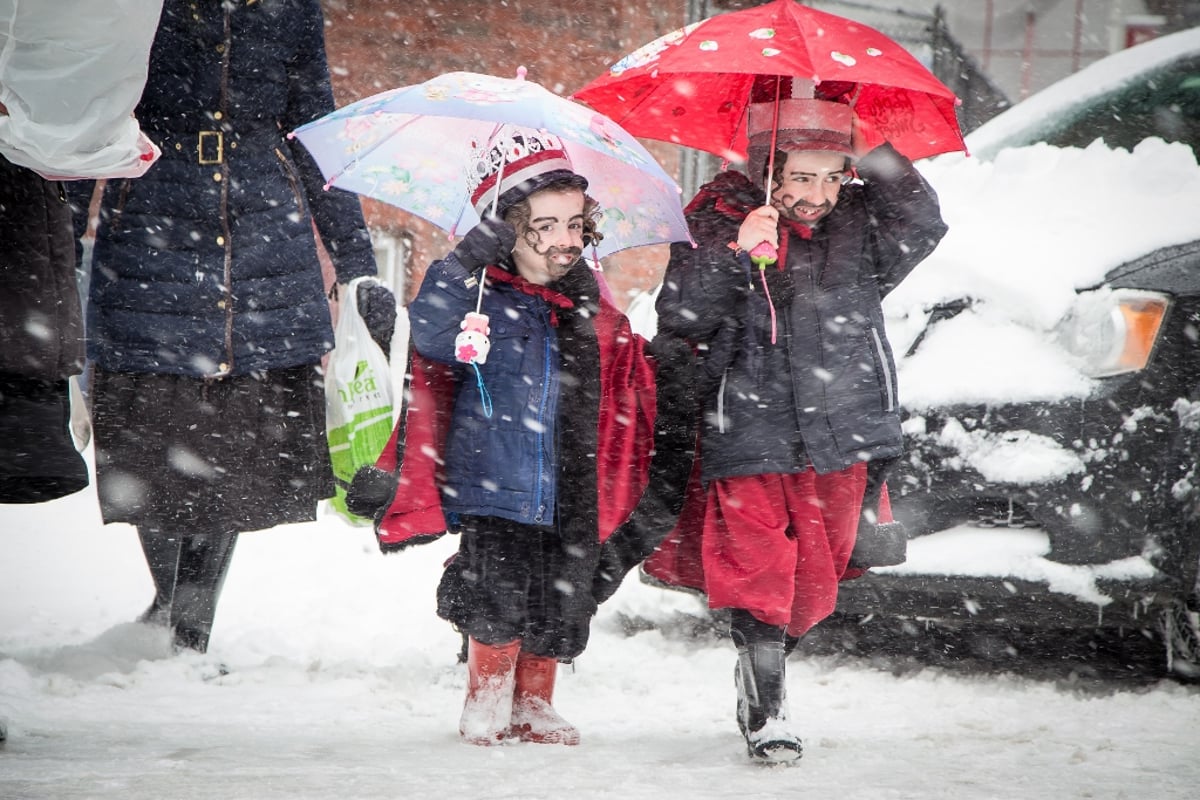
656,144,948,478
76,0,376,378
0,157,83,381
0,155,89,502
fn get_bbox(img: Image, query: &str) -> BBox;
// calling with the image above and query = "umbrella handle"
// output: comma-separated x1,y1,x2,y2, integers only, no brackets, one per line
762,76,782,198
755,81,781,273
475,263,487,314
455,311,492,365
749,241,777,269
477,122,509,314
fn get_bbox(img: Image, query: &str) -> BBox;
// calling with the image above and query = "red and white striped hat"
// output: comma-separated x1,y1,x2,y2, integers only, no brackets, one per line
468,129,587,218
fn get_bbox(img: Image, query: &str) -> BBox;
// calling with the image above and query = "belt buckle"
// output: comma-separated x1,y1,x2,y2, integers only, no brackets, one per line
198,130,224,165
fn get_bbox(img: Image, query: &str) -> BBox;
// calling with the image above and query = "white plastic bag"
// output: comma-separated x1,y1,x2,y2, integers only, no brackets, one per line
0,0,163,179
326,277,395,521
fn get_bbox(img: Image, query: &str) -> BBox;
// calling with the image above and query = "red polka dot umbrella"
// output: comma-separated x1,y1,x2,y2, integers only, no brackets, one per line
572,0,965,164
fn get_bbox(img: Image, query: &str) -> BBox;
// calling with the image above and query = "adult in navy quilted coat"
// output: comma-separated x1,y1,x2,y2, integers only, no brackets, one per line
70,0,380,655
655,89,947,762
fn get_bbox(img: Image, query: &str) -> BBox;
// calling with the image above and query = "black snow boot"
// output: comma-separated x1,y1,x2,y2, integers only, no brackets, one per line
730,609,803,764
136,527,184,628
170,530,239,654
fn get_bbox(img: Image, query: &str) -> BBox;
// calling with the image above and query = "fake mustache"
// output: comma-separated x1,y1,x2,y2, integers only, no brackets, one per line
543,245,583,260
782,198,832,215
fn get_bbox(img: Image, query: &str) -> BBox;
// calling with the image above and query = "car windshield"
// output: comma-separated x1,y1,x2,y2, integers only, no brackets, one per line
967,28,1200,160
1012,59,1200,153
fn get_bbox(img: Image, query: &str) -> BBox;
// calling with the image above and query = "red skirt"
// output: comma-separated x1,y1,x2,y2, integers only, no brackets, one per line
701,465,866,637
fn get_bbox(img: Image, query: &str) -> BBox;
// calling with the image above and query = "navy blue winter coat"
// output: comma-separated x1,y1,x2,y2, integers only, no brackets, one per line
409,253,566,527
79,0,376,378
656,144,948,478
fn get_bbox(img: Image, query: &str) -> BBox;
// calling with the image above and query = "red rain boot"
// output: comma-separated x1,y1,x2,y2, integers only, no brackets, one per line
459,637,521,745
508,651,580,745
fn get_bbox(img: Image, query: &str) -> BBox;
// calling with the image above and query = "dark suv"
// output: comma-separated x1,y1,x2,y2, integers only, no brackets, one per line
836,28,1200,678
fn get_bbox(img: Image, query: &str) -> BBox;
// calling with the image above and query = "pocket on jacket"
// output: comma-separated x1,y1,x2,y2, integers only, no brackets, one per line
487,318,540,380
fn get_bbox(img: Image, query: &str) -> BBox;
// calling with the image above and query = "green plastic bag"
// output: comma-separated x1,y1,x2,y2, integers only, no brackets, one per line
326,277,394,522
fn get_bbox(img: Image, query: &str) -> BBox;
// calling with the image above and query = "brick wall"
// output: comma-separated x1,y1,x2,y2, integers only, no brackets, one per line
319,0,687,307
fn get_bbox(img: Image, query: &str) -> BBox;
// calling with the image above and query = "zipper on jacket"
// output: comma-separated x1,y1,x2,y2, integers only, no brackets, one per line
870,326,895,412
532,326,553,524
216,8,234,377
716,368,728,434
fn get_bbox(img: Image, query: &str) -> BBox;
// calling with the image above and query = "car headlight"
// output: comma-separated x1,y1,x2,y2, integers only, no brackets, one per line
1054,288,1170,377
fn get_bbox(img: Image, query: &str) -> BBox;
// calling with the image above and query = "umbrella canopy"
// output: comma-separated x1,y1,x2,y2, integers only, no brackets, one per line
290,69,692,260
572,0,965,163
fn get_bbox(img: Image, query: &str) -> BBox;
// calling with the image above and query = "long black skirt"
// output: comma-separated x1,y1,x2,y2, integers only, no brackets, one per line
91,364,333,533
437,515,592,661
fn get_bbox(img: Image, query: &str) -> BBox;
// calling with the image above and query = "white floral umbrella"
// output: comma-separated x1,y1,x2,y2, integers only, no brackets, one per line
291,68,692,260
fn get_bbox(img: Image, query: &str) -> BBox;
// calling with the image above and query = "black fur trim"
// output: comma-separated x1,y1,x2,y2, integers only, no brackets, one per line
593,332,698,603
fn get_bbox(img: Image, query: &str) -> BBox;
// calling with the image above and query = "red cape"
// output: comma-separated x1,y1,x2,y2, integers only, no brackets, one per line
372,293,657,551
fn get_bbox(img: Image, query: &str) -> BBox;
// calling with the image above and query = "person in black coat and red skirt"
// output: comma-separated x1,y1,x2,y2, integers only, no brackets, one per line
653,79,948,763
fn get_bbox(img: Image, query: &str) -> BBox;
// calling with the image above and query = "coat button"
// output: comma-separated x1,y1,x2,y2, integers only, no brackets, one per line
213,173,222,182
217,299,226,310
218,363,229,372
213,111,224,120
215,44,225,54
216,236,225,246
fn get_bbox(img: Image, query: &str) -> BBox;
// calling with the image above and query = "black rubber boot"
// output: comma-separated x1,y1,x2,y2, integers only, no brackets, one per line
170,530,238,654
136,527,183,628
730,609,803,764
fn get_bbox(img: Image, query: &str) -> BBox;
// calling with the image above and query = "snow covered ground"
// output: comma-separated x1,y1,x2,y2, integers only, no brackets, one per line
1,466,1197,799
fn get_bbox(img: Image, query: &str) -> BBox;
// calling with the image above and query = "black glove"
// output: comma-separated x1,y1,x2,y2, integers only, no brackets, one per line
356,282,397,357
452,217,517,272
548,562,598,660
345,465,398,523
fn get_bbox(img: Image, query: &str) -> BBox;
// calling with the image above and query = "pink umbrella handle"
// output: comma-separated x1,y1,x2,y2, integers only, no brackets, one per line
749,241,777,269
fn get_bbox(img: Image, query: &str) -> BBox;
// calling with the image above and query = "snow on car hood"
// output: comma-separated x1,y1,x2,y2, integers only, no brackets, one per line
887,138,1200,410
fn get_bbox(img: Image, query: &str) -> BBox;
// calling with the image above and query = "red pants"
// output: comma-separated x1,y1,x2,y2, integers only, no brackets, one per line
701,465,867,637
